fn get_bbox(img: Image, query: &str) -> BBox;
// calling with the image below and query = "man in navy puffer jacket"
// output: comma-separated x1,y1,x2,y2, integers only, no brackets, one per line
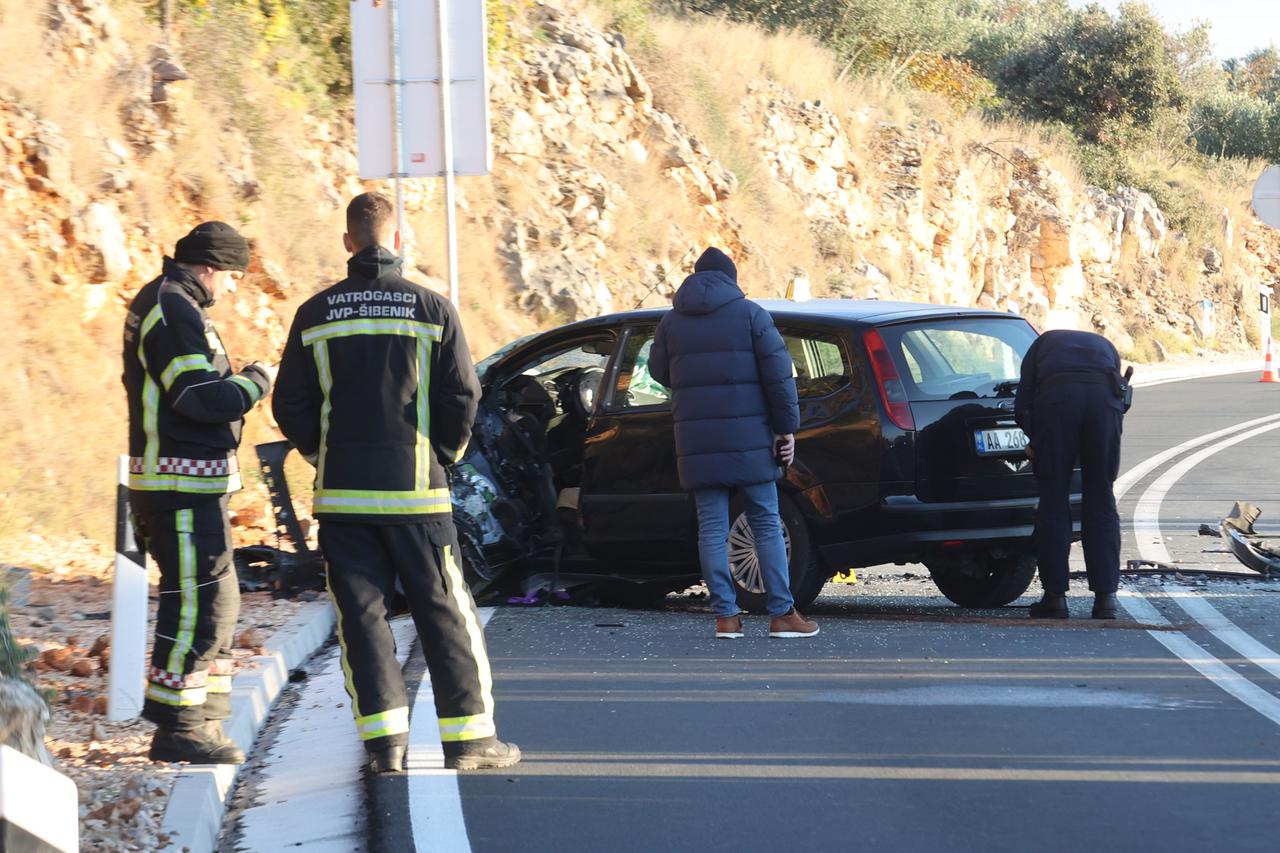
649,248,819,639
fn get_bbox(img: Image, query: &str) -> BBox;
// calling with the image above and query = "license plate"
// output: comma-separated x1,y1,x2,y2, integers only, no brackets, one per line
974,427,1028,456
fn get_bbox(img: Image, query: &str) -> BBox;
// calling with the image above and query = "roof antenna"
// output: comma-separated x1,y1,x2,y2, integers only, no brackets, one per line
632,246,697,310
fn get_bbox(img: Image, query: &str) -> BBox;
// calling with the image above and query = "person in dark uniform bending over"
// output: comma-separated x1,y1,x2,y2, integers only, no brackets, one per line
273,192,519,772
1015,329,1129,620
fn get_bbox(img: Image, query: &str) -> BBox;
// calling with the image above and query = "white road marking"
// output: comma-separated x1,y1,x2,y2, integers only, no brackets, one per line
809,685,1194,709
1122,416,1280,727
1132,420,1280,564
1114,412,1280,502
407,607,495,853
1116,593,1280,726
234,618,418,853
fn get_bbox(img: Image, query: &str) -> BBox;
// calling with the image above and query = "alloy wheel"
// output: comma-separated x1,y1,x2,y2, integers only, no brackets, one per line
728,513,792,594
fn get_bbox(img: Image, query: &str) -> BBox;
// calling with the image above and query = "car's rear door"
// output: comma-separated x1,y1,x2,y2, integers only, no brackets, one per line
579,324,696,564
871,316,1046,501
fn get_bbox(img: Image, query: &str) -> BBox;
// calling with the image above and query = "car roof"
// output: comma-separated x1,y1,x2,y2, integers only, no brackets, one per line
561,299,1024,331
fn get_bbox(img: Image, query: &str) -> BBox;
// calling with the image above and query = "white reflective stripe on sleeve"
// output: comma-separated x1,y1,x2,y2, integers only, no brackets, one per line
230,374,262,403
160,354,214,390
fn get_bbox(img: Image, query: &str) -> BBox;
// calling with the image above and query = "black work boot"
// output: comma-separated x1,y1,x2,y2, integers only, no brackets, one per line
442,737,522,771
368,743,407,773
149,723,246,765
1028,592,1069,619
1092,592,1118,620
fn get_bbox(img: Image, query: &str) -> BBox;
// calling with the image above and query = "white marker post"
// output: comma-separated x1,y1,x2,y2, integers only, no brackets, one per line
1260,285,1273,369
351,0,491,308
108,455,148,721
1252,166,1280,369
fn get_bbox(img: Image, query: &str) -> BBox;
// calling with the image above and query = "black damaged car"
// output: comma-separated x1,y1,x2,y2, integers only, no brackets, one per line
449,299,1081,611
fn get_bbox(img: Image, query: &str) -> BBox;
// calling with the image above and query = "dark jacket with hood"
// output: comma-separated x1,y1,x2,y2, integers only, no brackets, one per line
648,249,799,491
272,245,480,525
122,258,272,513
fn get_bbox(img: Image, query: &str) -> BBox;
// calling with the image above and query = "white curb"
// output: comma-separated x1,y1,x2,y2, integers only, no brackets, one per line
159,600,337,853
1129,359,1257,387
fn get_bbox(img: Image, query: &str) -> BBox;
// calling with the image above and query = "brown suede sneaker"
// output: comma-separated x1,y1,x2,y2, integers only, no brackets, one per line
768,608,819,638
715,615,744,639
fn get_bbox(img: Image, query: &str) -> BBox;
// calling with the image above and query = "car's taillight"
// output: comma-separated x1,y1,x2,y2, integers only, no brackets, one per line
863,328,915,431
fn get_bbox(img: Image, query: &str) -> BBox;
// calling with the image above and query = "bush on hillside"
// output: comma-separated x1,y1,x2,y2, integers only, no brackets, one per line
1193,90,1279,161
158,0,351,108
906,51,996,111
997,3,1186,146
958,0,1074,79
1225,47,1280,102
691,0,971,75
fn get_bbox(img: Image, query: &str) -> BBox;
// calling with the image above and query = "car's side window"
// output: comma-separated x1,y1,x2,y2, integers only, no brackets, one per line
609,327,671,410
780,329,856,398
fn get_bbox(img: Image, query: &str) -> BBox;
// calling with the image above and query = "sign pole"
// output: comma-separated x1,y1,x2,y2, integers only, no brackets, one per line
388,0,408,264
436,0,460,308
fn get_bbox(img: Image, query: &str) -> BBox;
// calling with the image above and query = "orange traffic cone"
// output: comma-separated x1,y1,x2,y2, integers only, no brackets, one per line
1261,340,1279,383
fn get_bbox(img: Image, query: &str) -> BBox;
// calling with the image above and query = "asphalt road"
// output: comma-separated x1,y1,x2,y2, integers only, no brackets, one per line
455,372,1280,853
226,370,1280,852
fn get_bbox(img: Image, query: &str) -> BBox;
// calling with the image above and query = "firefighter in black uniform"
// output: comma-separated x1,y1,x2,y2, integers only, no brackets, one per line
1015,329,1128,620
273,192,520,773
123,222,273,764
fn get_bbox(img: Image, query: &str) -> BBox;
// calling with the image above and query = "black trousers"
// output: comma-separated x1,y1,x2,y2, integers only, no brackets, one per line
1031,384,1123,594
319,520,495,752
136,496,239,731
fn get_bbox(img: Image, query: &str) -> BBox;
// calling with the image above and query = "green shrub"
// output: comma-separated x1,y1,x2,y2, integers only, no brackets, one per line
997,3,1186,146
0,571,36,683
1193,90,1279,161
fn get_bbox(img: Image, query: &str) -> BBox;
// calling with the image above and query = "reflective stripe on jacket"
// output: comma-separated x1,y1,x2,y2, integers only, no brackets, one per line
272,246,480,523
122,259,271,513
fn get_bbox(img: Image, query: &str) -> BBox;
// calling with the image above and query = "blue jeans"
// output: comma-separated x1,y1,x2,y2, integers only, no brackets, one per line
694,482,794,617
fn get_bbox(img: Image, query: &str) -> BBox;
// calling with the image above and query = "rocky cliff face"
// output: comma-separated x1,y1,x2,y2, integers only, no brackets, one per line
4,0,1277,356
486,4,1279,353
2,0,1278,542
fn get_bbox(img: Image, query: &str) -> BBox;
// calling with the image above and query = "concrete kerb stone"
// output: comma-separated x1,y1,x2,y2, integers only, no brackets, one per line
159,600,337,853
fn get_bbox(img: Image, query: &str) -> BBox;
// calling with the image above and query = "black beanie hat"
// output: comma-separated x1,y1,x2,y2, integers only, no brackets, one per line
174,221,250,272
694,246,737,281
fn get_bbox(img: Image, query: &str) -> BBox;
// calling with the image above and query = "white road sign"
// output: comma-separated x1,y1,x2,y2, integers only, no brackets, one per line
1252,164,1280,229
351,0,491,179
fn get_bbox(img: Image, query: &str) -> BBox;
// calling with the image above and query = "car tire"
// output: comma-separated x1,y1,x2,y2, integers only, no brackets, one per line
927,553,1037,608
729,492,826,614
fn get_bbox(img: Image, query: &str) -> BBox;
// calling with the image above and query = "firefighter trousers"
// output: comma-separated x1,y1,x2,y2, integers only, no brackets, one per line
318,520,495,752
136,496,239,731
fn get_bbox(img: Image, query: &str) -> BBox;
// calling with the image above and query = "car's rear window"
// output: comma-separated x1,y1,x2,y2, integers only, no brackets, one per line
875,317,1037,401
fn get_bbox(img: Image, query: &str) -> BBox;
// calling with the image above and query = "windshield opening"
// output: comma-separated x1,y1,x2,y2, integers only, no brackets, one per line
475,332,539,382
